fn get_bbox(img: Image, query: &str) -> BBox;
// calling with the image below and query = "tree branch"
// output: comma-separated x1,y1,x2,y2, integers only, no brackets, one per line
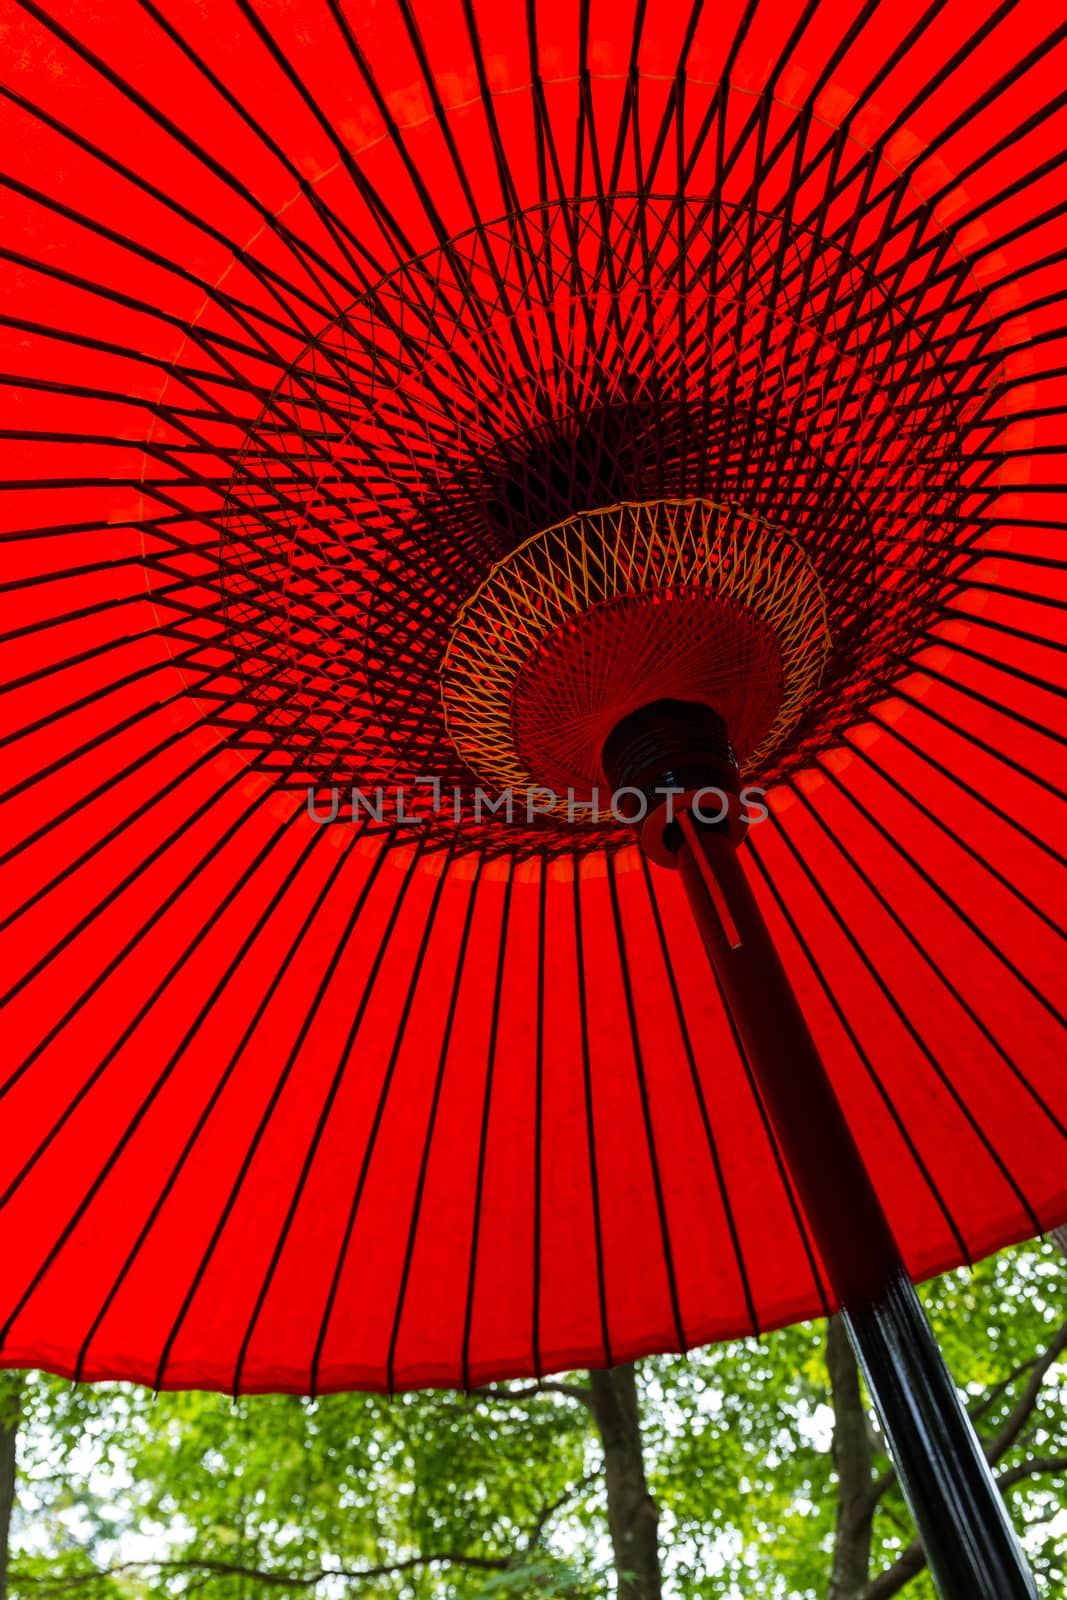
984,1315,1067,1469
10,1471,600,1595
967,1354,1043,1427
861,1539,926,1600
11,1552,513,1590
469,1380,593,1408
865,1309,1067,1515
995,1455,1067,1493
525,1472,599,1553
861,1455,1067,1599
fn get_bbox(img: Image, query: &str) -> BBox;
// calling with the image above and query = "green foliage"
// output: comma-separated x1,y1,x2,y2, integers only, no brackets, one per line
641,1241,1067,1598
643,1320,836,1598
8,1379,599,1600
4,1241,1065,1600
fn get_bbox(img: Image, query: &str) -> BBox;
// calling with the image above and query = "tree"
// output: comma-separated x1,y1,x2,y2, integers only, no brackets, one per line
1,1377,21,1600
2,1240,1065,1599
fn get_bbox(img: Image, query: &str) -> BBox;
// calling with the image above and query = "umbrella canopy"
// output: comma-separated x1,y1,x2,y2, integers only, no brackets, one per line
1,0,1065,1396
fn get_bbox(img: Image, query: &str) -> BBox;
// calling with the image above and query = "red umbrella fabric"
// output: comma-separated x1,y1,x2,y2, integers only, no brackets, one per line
0,0,1065,1396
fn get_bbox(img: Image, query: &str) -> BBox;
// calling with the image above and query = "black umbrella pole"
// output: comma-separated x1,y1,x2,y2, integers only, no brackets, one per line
675,815,1038,1600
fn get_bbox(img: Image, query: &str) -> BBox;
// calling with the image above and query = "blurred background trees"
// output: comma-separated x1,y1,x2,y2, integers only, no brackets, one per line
2,1239,1064,1600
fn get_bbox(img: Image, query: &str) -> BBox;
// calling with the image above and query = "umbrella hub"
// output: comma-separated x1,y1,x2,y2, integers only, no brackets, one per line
440,497,829,825
211,188,977,857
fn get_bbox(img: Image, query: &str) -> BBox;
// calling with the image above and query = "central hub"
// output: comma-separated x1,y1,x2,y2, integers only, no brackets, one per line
510,589,783,800
441,498,830,819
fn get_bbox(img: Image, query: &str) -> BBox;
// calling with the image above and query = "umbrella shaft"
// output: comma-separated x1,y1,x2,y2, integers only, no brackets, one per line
676,821,1038,1600
844,1276,1038,1598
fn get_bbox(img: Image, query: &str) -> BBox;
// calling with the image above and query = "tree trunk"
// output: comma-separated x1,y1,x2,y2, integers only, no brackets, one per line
826,1316,875,1600
588,1365,662,1600
0,1380,21,1600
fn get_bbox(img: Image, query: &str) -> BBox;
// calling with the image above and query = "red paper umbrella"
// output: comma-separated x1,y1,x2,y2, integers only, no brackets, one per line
2,1,1066,1591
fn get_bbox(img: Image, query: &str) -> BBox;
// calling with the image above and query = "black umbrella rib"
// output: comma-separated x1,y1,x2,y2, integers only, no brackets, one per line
461,1,585,422
0,709,250,936
912,631,1067,700
5,263,525,531
808,0,1030,241
462,0,527,213
0,313,263,398
524,0,550,213
69,818,331,1385
933,603,1067,659
0,554,154,603
717,0,920,229
606,854,688,1354
852,716,1067,872
133,0,381,290
530,854,548,1377
0,575,192,648
12,0,369,307
0,801,302,1363
102,451,477,650
827,740,1066,943
388,0,549,418
152,830,388,1393
806,767,1067,1036
0,720,206,871
0,689,192,812
253,0,434,262
386,853,486,1394
883,654,1067,750
309,842,456,1397
232,835,430,1398
804,765,1067,1154
0,645,231,748
0,169,318,358
0,370,238,430
0,779,272,1226
743,838,972,1267
253,0,530,417
763,800,1044,1235
941,578,1067,616
877,686,1067,805
0,790,293,1239
908,135,1067,295
0,83,347,331
0,764,253,1022
603,0,647,196
460,859,517,1392
976,526,1067,557
572,858,613,1367
0,243,306,399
